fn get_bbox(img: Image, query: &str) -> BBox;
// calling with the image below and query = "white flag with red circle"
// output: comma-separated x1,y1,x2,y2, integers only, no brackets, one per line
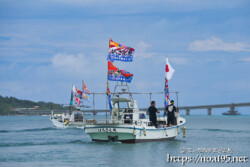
165,57,175,80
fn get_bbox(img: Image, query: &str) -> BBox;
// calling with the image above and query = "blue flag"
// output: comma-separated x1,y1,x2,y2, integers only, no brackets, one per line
108,61,133,83
108,39,135,62
106,81,112,110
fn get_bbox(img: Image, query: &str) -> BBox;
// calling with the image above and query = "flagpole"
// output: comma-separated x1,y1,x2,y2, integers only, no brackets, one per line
106,40,109,124
166,56,170,104
164,56,169,120
69,93,71,115
106,64,108,124
70,84,72,115
93,91,95,120
82,81,84,114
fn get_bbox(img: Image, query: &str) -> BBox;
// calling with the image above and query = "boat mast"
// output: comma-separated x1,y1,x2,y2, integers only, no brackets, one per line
69,84,73,115
92,91,95,119
106,40,109,124
164,56,170,113
69,101,71,115
82,80,84,113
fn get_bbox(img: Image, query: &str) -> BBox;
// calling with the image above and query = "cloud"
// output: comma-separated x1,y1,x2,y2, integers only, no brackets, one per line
205,58,223,62
51,53,105,77
52,53,87,75
135,41,157,58
134,81,161,91
44,0,245,14
0,52,108,103
170,57,189,65
238,58,250,62
188,37,250,52
0,81,23,92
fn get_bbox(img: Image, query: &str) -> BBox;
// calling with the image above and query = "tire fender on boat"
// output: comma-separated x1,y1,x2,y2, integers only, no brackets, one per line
65,120,69,126
143,127,146,136
133,126,136,135
177,127,180,134
165,128,168,136
182,126,186,138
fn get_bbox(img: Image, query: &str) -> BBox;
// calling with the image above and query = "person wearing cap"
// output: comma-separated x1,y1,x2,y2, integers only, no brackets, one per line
165,100,177,127
148,101,160,128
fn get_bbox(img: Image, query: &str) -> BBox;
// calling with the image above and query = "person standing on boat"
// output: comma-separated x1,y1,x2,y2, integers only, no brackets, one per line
148,101,160,128
165,100,177,127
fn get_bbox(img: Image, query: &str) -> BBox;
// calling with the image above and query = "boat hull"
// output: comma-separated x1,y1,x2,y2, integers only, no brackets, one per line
222,112,240,115
84,124,183,143
51,118,85,128
92,137,175,143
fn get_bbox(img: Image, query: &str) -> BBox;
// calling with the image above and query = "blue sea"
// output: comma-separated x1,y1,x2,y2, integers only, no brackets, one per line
0,115,249,167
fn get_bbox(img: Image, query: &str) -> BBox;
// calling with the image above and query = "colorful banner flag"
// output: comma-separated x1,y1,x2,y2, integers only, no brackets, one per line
108,61,133,83
106,81,112,110
73,85,83,99
82,81,90,94
164,79,170,108
74,95,81,107
82,81,89,101
82,94,88,100
108,39,135,62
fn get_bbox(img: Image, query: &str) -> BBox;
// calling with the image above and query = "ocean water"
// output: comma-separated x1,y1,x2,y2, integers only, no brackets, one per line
0,115,249,167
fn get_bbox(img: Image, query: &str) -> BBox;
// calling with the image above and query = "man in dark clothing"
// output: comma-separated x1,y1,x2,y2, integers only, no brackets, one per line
165,100,177,127
148,101,160,128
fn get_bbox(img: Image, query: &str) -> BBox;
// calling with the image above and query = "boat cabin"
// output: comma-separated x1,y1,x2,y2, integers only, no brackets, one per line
111,97,146,124
60,111,84,122
110,97,180,128
72,111,84,122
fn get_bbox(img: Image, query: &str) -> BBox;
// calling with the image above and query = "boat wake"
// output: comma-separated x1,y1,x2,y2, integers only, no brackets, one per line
186,128,246,133
0,127,56,133
201,128,245,133
0,130,8,133
0,140,91,147
68,140,92,144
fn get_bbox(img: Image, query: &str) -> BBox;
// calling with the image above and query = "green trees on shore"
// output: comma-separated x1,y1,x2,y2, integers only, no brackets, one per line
0,95,65,115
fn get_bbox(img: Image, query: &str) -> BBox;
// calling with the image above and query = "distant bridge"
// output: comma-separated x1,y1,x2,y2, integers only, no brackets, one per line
17,102,250,115
176,102,250,115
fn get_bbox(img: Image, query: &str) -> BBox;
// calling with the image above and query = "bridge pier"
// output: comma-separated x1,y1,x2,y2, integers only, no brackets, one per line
93,111,97,119
230,106,235,113
207,108,212,115
186,109,190,115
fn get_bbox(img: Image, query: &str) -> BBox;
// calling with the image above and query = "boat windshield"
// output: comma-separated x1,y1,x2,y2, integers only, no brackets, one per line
114,102,128,109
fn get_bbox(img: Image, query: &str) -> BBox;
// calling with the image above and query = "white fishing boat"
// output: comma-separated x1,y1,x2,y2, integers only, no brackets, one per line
84,91,186,143
84,39,186,143
50,111,85,128
50,81,91,128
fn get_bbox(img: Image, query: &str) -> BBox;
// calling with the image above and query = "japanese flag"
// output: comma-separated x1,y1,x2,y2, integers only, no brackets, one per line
165,57,175,80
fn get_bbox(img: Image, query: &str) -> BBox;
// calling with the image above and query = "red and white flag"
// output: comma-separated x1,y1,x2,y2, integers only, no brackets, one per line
74,95,81,106
165,57,175,80
73,85,82,96
82,81,90,94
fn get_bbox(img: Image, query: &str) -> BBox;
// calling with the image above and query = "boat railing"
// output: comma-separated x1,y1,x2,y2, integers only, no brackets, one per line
85,116,182,126
74,118,84,122
85,118,153,126
86,119,132,125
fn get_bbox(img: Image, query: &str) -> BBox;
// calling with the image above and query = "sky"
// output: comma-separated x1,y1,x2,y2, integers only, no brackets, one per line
0,0,250,113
